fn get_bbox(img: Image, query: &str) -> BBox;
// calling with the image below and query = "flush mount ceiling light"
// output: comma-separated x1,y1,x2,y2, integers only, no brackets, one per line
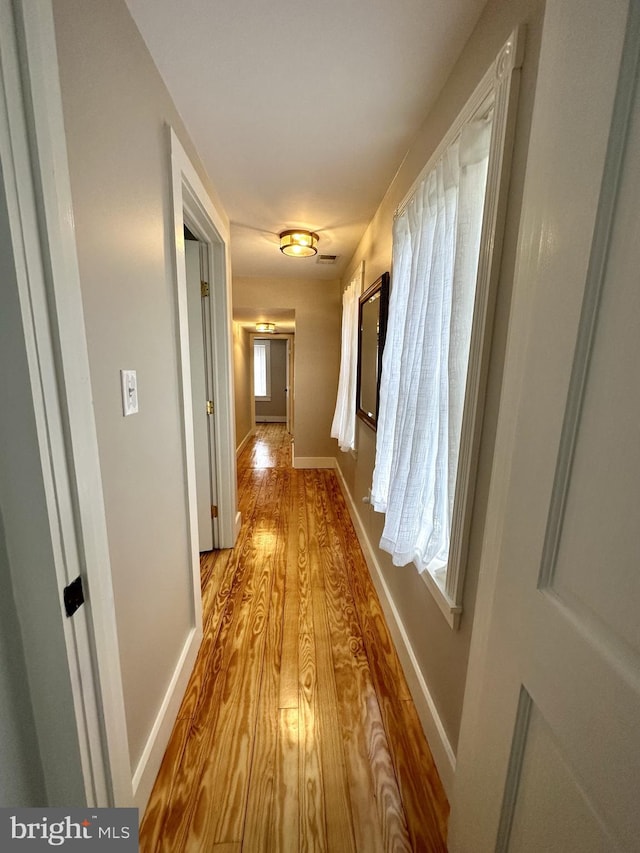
279,229,319,258
255,322,275,333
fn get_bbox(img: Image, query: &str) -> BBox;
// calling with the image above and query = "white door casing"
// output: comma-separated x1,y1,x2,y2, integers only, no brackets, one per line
450,1,639,851
169,128,240,550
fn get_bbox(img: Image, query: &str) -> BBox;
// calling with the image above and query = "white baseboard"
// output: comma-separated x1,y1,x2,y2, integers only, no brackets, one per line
131,624,201,812
293,456,337,469
255,415,287,423
334,463,456,796
236,428,254,457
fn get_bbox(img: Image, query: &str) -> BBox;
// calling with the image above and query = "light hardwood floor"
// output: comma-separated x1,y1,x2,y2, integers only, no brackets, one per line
140,424,448,852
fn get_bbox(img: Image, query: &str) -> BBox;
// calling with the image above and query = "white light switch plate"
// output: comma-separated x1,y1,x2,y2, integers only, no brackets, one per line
120,369,139,416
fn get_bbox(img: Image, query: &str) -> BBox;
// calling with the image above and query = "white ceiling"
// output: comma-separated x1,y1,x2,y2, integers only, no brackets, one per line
125,0,485,288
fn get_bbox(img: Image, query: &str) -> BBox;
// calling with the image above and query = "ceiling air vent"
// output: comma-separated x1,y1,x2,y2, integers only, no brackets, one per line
316,254,338,265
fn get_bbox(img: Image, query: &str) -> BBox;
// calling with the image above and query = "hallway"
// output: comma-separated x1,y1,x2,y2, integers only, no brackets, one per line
140,425,448,851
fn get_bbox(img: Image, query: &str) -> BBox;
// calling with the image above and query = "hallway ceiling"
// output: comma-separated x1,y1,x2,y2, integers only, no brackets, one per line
125,0,485,281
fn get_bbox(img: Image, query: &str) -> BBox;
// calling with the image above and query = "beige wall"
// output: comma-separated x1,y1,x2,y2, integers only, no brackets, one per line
336,0,545,751
256,339,288,420
53,0,229,769
233,323,253,450
233,277,341,458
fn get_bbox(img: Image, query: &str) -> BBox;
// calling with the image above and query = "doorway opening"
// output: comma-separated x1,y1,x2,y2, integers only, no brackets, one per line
232,308,296,461
252,333,295,436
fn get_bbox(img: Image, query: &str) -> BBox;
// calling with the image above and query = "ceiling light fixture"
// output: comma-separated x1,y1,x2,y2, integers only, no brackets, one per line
279,229,319,258
255,322,275,334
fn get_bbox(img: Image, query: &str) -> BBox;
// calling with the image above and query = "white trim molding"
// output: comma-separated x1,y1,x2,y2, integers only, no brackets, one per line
256,415,287,423
445,26,524,622
131,627,200,810
293,456,337,469
334,464,456,795
236,427,255,457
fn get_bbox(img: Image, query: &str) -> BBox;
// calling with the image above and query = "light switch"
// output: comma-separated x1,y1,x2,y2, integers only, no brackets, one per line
120,369,139,416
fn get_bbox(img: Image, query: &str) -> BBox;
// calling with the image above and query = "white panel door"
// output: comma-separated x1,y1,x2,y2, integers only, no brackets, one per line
450,1,640,851
185,240,214,552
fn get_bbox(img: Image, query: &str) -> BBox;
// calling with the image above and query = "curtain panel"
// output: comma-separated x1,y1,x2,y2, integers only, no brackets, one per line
331,280,360,452
371,117,492,576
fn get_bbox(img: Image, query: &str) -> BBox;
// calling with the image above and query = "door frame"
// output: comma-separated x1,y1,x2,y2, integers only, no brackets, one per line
169,129,240,550
0,0,131,805
249,332,295,433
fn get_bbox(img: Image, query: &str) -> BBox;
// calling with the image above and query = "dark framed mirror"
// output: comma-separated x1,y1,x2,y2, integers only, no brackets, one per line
356,272,389,430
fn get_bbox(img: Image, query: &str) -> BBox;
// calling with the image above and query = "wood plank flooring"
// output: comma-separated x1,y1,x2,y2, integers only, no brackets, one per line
140,424,449,852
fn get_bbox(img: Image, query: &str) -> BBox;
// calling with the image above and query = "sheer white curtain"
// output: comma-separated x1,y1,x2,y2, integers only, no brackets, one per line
371,118,492,576
331,280,359,451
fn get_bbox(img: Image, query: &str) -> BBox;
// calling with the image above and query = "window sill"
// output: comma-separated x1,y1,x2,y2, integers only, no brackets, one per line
420,568,462,630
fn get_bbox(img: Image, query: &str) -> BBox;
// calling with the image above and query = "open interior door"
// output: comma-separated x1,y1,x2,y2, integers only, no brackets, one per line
450,2,640,850
185,239,217,551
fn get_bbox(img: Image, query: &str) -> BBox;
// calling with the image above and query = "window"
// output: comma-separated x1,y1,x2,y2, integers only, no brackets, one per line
371,29,523,628
254,339,271,401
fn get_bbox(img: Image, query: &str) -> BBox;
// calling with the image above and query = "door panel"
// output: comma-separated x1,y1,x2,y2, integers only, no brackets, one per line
548,113,640,655
185,240,213,552
198,242,218,537
507,698,615,853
